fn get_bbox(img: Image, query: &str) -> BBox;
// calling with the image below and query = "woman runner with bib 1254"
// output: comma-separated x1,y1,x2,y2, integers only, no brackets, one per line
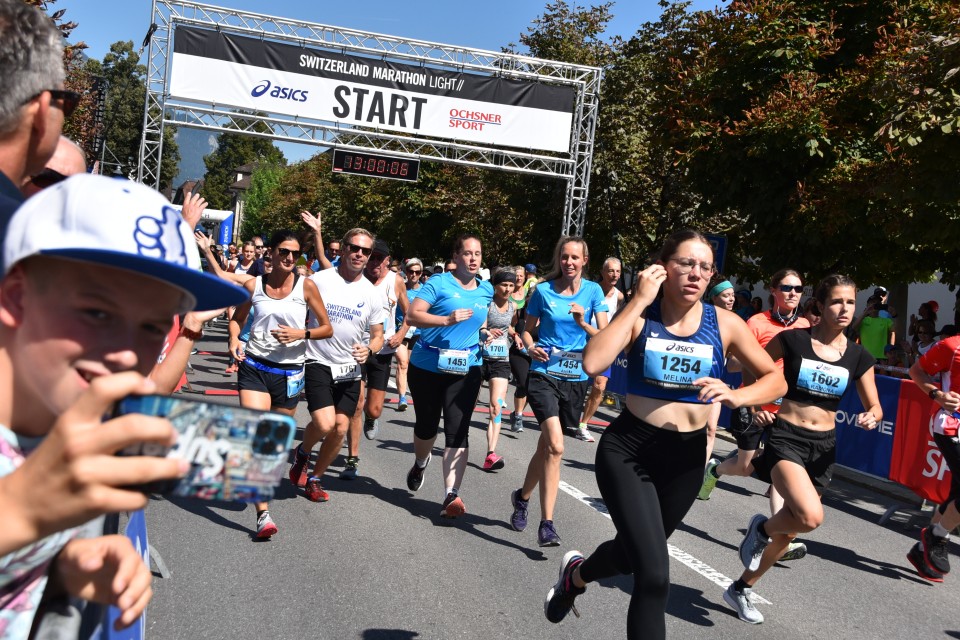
541,229,785,640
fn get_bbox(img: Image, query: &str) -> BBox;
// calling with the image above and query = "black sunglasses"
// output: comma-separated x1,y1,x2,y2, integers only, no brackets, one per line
407,269,422,274
276,247,297,259
29,167,69,189
26,90,81,118
778,285,804,294
346,243,373,257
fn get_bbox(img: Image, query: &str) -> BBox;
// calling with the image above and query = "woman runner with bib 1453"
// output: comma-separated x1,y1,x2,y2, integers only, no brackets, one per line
541,229,785,639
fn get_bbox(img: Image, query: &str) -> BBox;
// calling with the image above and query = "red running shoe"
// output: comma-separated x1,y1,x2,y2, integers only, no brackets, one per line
256,511,278,539
440,492,466,519
289,444,309,488
305,477,329,502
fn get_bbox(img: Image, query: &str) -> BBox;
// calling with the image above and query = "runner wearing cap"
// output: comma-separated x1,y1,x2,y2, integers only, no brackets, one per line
511,237,608,547
479,268,519,471
394,258,424,411
341,237,407,478
0,174,249,634
575,257,624,443
287,229,383,498
230,229,333,535
405,234,493,519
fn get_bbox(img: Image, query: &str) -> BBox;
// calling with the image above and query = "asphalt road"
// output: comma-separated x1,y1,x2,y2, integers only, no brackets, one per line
142,321,960,639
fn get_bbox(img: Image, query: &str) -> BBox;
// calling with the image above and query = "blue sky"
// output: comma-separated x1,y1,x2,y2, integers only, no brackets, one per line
56,0,720,178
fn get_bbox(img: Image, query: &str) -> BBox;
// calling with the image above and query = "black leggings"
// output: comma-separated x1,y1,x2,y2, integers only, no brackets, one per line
509,348,531,399
407,364,483,449
578,411,706,640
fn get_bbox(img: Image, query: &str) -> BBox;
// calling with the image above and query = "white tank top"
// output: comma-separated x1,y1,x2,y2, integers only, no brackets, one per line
590,285,620,328
374,271,400,355
234,260,253,275
305,267,384,366
245,275,307,365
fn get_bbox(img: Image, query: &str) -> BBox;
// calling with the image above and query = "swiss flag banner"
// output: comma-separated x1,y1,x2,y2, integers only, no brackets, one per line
889,380,952,503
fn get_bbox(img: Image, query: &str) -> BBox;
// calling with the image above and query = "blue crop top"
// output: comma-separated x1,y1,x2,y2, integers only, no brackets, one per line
626,300,725,403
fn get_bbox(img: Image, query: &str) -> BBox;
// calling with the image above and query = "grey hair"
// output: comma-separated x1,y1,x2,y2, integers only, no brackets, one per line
404,258,423,270
602,257,622,270
0,0,65,136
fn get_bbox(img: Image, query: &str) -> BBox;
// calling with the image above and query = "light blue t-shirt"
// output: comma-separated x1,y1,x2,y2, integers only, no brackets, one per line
410,273,494,372
527,279,608,382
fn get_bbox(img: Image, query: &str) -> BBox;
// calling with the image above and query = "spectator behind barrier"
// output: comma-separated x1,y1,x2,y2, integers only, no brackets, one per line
0,175,248,634
0,0,71,264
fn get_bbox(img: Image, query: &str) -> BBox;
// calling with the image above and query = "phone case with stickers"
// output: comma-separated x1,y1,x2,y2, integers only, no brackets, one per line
115,395,296,502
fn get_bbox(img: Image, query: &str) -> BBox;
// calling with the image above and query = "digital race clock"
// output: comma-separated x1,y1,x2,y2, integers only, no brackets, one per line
331,149,420,182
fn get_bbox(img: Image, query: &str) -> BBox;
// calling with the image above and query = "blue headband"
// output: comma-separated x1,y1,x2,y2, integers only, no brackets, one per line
707,280,734,299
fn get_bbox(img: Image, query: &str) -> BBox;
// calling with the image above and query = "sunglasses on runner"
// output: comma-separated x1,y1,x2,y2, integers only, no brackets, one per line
407,269,422,275
276,248,297,259
346,243,373,257
777,285,804,294
29,167,69,189
25,89,81,118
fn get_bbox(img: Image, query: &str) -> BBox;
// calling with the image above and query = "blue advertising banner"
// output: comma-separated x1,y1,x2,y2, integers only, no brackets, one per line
101,510,148,640
834,374,900,479
218,213,235,246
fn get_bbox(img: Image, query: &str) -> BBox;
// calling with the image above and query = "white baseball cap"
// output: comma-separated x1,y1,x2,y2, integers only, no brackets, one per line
3,174,249,312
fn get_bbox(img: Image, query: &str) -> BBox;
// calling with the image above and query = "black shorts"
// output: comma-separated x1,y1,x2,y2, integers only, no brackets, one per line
934,432,960,506
482,359,511,381
729,407,767,451
305,362,362,414
365,352,394,392
526,372,590,432
237,356,301,410
753,418,836,493
402,334,419,348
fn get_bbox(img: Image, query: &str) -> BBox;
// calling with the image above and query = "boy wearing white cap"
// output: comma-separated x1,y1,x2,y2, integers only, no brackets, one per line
0,175,248,634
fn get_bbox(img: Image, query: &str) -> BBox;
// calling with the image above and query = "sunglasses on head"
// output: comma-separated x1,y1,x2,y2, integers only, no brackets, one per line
346,243,373,257
29,167,68,189
778,284,804,294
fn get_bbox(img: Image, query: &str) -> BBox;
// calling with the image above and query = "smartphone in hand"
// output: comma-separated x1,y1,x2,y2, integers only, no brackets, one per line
115,395,296,502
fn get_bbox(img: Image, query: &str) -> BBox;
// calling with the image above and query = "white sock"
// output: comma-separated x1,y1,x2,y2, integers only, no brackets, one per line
933,522,951,539
415,454,431,469
445,486,458,497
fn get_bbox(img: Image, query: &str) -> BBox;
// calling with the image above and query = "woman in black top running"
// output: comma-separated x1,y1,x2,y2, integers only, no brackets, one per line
726,274,880,625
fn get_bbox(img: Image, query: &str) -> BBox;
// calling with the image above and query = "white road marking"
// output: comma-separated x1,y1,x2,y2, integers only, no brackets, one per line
558,480,772,605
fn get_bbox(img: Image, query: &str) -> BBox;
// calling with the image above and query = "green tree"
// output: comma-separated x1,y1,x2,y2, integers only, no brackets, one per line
201,115,286,210
239,163,285,240
84,41,180,186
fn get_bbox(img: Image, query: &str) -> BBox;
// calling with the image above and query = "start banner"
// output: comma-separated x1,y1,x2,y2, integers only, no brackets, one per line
169,26,576,153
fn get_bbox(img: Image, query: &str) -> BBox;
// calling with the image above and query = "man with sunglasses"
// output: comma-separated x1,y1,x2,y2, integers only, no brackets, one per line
342,239,408,477
0,0,74,259
289,230,384,500
20,136,86,199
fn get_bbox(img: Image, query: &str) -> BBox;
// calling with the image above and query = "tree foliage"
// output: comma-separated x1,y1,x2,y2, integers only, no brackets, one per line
201,115,286,211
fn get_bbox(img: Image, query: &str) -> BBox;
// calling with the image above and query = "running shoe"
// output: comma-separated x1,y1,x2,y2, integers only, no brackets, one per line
723,583,763,624
406,455,430,492
440,492,466,519
289,444,310,488
907,542,944,582
574,425,595,443
739,514,771,571
483,452,505,471
697,458,721,501
544,550,585,623
510,489,529,532
363,417,380,440
511,411,524,434
779,541,807,562
538,520,561,547
397,394,408,412
920,527,951,575
256,511,278,539
340,456,359,480
305,477,329,502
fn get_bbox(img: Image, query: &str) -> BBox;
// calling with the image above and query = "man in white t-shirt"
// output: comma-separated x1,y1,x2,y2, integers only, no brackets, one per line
289,229,384,503
343,239,408,475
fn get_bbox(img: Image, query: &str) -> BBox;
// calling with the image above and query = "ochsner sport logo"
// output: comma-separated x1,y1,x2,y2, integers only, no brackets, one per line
251,79,309,102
